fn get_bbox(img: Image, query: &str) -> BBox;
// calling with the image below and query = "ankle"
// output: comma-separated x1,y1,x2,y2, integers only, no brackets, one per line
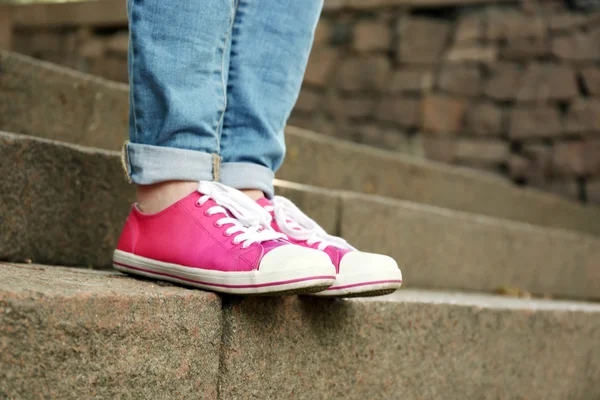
136,181,199,214
240,189,266,201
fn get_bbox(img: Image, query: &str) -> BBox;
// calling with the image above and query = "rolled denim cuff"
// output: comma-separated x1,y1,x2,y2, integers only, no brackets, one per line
124,142,217,185
220,162,275,198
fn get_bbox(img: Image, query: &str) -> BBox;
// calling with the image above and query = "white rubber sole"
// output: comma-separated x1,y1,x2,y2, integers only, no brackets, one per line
310,270,403,298
113,250,336,295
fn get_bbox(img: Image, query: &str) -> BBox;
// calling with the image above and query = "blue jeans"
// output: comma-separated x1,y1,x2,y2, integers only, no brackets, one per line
124,0,323,197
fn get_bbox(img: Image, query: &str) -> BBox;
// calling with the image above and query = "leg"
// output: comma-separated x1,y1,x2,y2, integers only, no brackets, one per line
124,0,236,211
219,0,324,198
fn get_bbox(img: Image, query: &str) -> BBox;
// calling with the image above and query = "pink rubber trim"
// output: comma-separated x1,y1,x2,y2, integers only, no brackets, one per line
326,279,403,291
113,261,335,289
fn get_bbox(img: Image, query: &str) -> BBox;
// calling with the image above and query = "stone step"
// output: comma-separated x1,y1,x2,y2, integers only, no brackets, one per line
2,130,599,300
2,263,599,400
2,49,600,236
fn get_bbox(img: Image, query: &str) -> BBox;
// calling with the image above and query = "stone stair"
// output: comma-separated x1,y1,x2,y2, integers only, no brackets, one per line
2,49,600,236
2,263,599,399
1,50,600,399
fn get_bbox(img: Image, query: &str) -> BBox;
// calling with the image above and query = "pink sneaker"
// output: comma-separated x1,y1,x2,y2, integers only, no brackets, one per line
113,182,336,295
258,196,402,297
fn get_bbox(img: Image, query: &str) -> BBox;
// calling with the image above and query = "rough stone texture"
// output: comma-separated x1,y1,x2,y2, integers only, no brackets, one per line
387,68,433,93
219,290,600,400
581,67,600,95
553,140,600,177
281,128,600,236
0,50,128,150
483,63,523,101
486,12,546,40
0,131,133,267
516,64,579,102
0,263,222,400
422,94,467,134
509,106,562,139
294,89,322,113
437,65,481,97
454,138,509,163
500,37,550,60
564,99,600,134
454,14,482,43
445,45,498,63
336,55,391,92
397,17,451,64
303,48,339,87
353,20,391,52
339,193,600,299
375,97,421,127
325,94,375,119
464,102,503,136
552,29,600,61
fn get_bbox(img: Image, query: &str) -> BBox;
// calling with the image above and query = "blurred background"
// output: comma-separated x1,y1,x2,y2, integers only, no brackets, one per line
1,0,599,205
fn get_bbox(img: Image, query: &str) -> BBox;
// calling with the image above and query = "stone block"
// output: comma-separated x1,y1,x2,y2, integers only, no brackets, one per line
565,99,600,134
375,97,421,127
516,64,578,102
0,132,133,267
587,179,600,203
446,45,498,63
552,140,600,177
219,291,600,399
339,194,600,299
397,17,451,64
326,94,375,119
483,63,523,101
437,65,481,97
387,68,434,93
552,29,600,61
422,95,467,134
353,20,391,52
487,12,546,40
455,138,509,163
313,20,332,46
500,37,550,60
509,106,562,139
0,50,128,150
454,14,483,43
581,67,600,95
0,264,222,399
304,48,339,86
336,55,391,92
464,102,504,136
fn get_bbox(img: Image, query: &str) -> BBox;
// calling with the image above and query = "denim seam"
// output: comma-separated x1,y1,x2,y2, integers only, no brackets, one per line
214,1,237,152
128,0,142,148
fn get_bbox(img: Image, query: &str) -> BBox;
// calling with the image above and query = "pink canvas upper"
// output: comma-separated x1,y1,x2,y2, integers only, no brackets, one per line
117,192,287,272
257,198,351,272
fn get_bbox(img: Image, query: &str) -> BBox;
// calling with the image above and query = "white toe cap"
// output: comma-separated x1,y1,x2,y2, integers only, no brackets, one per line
339,251,402,281
259,245,336,275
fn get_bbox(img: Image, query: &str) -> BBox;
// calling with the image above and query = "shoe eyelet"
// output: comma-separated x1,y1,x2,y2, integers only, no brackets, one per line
214,221,222,228
204,210,211,217
223,231,232,237
195,201,202,208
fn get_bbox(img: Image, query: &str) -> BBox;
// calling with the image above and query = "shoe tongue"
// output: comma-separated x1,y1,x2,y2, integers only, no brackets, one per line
256,197,273,209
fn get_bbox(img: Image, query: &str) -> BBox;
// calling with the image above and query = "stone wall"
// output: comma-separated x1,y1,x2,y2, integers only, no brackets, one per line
4,0,600,204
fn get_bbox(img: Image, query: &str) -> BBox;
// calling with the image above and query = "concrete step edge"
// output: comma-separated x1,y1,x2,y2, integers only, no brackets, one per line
2,129,599,300
2,262,599,400
3,49,599,237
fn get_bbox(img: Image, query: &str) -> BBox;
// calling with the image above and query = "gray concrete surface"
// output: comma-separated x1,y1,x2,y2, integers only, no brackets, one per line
2,49,600,236
2,132,599,300
2,264,599,400
0,263,222,400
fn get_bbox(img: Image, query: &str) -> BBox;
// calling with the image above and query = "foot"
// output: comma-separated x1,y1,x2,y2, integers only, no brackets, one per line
258,196,402,297
113,182,336,295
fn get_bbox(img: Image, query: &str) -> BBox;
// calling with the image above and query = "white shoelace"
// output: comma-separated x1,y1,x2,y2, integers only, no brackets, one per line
265,196,355,252
197,181,285,249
